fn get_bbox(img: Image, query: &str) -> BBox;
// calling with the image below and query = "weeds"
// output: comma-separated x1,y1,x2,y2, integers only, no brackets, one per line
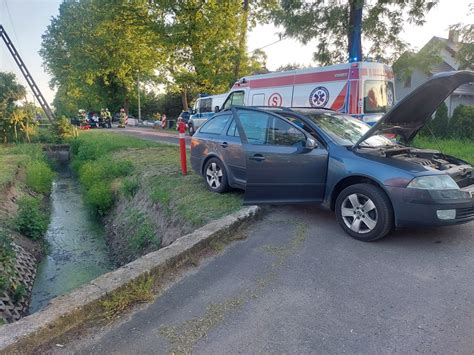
126,210,160,253
25,160,55,194
0,231,16,294
100,276,154,319
121,178,139,198
14,196,48,240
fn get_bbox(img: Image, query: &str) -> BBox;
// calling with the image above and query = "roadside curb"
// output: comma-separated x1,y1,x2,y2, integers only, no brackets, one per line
0,205,260,354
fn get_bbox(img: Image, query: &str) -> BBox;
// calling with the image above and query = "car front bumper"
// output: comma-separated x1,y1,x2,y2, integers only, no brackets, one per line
387,185,474,228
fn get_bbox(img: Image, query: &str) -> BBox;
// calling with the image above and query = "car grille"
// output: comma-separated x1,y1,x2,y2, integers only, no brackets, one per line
456,207,474,220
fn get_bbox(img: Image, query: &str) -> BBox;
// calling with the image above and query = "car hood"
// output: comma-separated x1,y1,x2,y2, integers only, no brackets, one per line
355,70,474,147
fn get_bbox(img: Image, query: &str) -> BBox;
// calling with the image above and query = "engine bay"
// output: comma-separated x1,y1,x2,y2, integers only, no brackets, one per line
358,146,474,188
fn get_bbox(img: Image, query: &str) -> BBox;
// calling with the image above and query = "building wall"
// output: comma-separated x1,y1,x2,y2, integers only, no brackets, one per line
395,69,430,102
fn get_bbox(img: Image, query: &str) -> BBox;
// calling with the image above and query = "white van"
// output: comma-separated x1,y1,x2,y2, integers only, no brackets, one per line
219,61,395,125
188,94,226,135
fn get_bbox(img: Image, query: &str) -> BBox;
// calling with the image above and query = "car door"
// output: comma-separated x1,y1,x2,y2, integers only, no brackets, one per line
222,118,246,185
233,108,328,205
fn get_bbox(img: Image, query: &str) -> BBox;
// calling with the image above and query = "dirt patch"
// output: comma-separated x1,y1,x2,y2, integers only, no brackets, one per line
105,182,195,266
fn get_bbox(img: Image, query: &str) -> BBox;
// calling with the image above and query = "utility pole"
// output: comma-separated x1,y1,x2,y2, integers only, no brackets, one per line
137,73,141,121
0,24,55,122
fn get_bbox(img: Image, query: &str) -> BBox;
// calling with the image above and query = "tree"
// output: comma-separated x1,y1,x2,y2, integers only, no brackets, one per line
0,72,27,143
275,63,307,72
148,0,270,109
272,0,439,65
449,23,474,70
41,0,160,114
392,40,443,81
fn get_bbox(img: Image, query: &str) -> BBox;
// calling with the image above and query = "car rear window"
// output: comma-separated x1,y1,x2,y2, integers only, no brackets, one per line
199,114,231,135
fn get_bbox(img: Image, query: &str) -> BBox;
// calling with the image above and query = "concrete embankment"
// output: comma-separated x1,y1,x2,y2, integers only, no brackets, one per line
0,205,259,353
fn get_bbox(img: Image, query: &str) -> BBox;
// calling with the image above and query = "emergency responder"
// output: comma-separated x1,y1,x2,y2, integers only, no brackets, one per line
118,108,127,128
99,108,106,128
105,108,112,128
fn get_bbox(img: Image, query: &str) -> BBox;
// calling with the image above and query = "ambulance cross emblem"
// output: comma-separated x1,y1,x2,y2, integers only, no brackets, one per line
309,86,330,107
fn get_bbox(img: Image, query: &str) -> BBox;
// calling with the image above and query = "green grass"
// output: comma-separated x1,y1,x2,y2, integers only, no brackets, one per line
71,131,243,228
0,155,25,189
413,137,474,164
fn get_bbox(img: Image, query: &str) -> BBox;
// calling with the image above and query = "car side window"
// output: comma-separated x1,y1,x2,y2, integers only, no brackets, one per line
199,114,231,135
237,111,306,147
223,91,245,110
226,119,240,137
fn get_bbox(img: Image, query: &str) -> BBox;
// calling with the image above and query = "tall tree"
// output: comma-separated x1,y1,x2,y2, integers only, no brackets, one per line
41,0,160,115
0,72,27,143
148,0,269,109
272,0,439,65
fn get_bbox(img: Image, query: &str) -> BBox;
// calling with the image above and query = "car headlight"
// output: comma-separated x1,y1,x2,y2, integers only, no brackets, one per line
407,175,459,190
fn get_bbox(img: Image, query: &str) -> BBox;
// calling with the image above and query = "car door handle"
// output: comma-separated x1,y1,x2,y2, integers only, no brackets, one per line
249,154,265,161
220,142,228,148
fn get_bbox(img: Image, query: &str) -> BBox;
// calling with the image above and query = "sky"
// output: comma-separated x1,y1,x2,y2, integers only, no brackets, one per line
1,0,473,106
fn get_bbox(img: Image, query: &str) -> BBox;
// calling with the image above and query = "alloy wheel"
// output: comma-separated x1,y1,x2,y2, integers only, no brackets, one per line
206,162,223,189
341,193,378,234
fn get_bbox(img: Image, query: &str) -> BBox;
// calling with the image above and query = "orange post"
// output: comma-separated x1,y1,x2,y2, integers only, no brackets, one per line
178,120,187,175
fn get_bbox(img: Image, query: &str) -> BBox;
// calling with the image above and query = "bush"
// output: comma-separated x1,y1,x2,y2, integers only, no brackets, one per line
25,160,55,194
421,102,449,138
51,116,77,142
78,159,133,214
449,104,474,140
15,196,48,240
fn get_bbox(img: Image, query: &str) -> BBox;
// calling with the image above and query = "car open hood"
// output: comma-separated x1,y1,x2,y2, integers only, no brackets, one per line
355,70,474,147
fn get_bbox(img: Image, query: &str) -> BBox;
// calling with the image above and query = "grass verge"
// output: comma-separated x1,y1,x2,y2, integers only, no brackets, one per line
70,131,243,262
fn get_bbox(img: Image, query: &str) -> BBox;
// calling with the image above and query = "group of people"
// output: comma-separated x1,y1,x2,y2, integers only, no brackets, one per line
76,108,128,129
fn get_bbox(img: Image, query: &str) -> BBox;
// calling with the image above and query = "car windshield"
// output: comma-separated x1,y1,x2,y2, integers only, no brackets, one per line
294,110,395,147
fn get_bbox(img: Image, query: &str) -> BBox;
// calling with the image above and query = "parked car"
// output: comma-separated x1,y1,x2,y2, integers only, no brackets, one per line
190,71,474,241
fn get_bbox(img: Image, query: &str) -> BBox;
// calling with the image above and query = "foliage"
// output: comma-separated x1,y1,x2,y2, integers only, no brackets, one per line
14,196,49,241
99,276,154,319
25,161,55,194
41,0,160,116
449,104,474,140
78,159,134,214
121,178,139,199
449,13,474,70
126,211,159,253
51,116,77,142
0,72,39,144
419,102,449,138
272,0,438,65
275,63,308,72
393,40,443,81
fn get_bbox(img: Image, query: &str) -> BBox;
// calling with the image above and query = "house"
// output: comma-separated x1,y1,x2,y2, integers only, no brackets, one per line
395,30,474,116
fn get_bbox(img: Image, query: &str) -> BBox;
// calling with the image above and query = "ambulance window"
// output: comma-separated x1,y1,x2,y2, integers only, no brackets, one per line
199,98,212,113
200,114,231,135
223,91,245,110
252,94,265,106
363,80,394,114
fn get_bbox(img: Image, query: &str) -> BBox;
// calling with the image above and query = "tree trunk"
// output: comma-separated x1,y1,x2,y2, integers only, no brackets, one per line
181,89,188,111
233,0,249,79
348,0,364,62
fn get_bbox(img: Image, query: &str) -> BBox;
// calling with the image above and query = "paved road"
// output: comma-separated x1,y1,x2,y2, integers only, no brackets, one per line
111,127,192,147
63,206,473,354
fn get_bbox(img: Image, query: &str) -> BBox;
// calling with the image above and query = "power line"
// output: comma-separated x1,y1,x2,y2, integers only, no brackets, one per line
249,34,287,53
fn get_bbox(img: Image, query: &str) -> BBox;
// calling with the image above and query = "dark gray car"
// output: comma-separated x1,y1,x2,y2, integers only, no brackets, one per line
191,71,474,241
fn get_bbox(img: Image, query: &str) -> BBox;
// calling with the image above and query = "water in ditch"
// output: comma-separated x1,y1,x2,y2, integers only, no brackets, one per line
29,169,112,313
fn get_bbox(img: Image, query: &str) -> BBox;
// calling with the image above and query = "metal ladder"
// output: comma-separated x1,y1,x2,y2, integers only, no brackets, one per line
0,24,55,122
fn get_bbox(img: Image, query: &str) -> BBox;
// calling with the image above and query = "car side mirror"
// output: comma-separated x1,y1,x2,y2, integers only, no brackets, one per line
214,106,220,113
305,137,318,150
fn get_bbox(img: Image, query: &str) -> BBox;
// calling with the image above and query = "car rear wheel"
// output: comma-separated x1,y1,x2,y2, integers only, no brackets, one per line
204,158,229,193
335,183,393,242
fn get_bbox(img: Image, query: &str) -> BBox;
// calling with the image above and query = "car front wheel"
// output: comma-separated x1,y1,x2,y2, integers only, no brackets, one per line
204,158,229,193
188,123,195,136
335,183,393,242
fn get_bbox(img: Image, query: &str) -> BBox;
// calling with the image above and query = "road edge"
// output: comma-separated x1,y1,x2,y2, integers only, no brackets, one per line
0,205,260,354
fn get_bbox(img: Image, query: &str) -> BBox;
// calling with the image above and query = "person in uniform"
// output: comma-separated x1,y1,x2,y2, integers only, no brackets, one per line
118,108,127,128
105,108,112,128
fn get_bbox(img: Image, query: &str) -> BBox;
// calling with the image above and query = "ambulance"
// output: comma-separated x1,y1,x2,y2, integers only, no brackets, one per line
219,61,395,125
